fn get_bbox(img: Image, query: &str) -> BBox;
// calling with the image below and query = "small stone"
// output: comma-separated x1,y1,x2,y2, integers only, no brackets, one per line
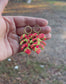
40,65,44,68
14,66,19,70
8,58,11,62
16,77,21,81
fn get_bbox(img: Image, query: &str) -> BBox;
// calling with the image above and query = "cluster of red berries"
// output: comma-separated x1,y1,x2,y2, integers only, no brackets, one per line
20,33,46,55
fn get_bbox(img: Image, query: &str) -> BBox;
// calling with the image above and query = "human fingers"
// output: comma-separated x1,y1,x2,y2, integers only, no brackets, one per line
13,16,48,28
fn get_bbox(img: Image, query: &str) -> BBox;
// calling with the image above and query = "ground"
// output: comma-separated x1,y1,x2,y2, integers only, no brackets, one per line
0,0,66,84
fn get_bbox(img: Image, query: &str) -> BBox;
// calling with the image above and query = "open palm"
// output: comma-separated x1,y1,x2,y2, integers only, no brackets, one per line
0,0,51,61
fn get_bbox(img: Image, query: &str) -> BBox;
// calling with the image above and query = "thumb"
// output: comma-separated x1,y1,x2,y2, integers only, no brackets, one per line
0,0,8,15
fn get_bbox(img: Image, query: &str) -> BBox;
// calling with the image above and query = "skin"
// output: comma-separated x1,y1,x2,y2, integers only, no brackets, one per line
0,0,51,61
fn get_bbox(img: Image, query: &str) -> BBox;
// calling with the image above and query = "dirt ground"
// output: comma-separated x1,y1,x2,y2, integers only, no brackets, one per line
0,0,66,84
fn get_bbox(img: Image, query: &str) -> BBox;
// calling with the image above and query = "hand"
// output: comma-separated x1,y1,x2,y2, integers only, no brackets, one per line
0,0,51,61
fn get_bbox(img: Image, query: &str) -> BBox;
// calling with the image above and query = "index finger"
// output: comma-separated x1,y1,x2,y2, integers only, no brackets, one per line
13,16,48,28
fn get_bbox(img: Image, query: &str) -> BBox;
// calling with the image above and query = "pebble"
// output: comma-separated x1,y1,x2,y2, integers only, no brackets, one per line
8,58,11,62
14,66,19,70
40,65,45,68
16,77,21,81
